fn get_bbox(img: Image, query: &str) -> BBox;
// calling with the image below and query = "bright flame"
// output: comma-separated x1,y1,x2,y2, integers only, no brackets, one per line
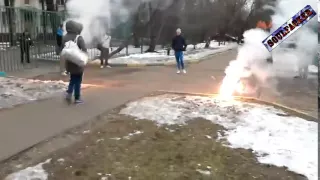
235,81,245,94
218,76,241,99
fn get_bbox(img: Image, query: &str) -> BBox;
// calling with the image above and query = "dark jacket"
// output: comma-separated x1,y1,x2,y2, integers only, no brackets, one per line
172,35,187,51
19,32,33,51
56,28,63,47
62,20,87,75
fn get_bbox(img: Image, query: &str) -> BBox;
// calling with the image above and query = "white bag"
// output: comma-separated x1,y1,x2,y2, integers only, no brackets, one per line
61,35,88,67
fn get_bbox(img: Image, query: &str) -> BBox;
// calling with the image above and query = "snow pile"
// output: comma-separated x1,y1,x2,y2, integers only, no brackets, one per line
120,94,318,180
121,52,171,59
33,41,237,65
0,77,68,109
32,45,164,61
187,40,231,50
308,65,318,73
5,159,51,180
107,43,237,65
33,48,101,61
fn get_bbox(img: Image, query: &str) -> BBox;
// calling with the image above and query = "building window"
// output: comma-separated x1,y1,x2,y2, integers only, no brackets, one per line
25,0,30,4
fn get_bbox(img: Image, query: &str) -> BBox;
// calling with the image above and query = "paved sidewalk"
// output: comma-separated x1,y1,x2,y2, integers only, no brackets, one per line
0,49,317,162
0,87,151,161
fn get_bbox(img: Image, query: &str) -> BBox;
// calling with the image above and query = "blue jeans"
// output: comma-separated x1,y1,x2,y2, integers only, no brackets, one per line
175,51,184,70
67,74,83,100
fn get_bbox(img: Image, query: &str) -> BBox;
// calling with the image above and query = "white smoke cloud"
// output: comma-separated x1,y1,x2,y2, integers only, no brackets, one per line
65,0,121,45
63,0,173,46
220,0,317,96
271,0,317,74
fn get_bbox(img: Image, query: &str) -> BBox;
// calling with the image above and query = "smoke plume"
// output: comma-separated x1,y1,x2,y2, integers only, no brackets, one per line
220,0,317,96
64,0,173,46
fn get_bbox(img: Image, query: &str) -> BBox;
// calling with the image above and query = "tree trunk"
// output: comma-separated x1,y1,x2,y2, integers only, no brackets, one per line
133,33,140,48
205,40,210,48
146,35,156,52
145,2,156,52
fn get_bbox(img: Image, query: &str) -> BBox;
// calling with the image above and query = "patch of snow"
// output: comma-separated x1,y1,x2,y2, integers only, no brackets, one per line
196,169,211,175
110,130,143,140
33,48,101,61
83,130,91,134
96,139,104,143
205,135,212,139
120,52,172,59
32,45,163,62
120,94,318,180
165,127,175,132
107,43,237,65
110,137,121,140
0,77,94,109
0,77,67,109
5,159,51,180
123,130,143,139
308,65,318,73
57,158,65,163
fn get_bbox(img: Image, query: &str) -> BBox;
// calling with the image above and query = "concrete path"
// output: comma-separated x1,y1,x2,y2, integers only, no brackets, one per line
0,49,317,161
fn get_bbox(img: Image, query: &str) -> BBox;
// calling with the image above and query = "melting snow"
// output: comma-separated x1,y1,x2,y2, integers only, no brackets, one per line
108,44,236,65
120,94,318,180
0,77,94,109
196,169,211,175
0,77,67,109
5,159,51,180
110,130,144,140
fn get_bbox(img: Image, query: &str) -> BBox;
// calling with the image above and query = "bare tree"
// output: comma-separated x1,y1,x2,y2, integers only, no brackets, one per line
108,0,274,58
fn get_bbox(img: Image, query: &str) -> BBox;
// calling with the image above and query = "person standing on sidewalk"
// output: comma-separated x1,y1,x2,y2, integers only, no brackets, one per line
172,28,187,74
98,33,111,69
63,20,87,104
19,29,32,64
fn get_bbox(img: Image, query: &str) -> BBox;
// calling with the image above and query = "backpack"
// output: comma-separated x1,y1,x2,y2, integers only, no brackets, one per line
61,35,88,67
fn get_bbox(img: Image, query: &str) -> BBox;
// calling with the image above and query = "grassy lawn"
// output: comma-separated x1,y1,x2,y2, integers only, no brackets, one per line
41,109,305,180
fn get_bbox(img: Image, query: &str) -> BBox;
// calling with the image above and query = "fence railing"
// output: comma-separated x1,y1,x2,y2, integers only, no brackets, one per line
0,6,65,72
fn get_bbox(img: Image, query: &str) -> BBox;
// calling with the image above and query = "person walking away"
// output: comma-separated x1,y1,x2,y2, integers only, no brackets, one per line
63,20,87,104
19,29,32,64
99,33,111,69
172,28,187,74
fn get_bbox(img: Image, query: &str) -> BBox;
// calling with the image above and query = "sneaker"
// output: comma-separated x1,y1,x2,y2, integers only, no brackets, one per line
176,70,181,74
74,99,84,104
100,65,104,69
106,65,112,68
182,69,187,74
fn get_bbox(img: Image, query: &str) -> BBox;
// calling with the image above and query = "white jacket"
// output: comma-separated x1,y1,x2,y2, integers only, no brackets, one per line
102,35,111,48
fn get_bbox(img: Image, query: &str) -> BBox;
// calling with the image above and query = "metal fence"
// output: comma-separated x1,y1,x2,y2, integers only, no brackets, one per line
0,6,65,72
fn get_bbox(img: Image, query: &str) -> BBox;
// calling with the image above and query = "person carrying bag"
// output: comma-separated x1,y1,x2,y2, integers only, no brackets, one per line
61,20,88,104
